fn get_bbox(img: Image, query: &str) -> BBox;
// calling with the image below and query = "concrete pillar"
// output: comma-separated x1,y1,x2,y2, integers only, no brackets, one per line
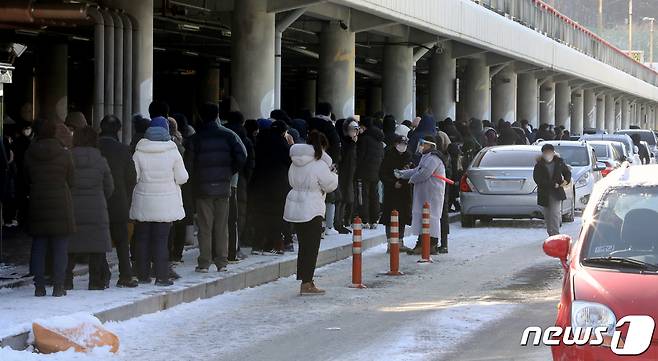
301,78,317,114
383,42,414,121
605,94,615,134
614,98,622,131
491,67,517,123
429,43,456,121
539,80,555,126
318,22,355,119
596,95,605,131
200,65,221,105
555,82,571,130
621,98,631,129
571,89,584,135
462,58,490,121
583,89,597,129
368,86,382,116
36,43,67,123
230,0,275,119
116,0,153,117
517,73,538,128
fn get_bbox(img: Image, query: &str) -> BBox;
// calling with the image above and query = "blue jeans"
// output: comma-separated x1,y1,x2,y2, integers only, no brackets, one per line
135,222,171,281
31,236,68,287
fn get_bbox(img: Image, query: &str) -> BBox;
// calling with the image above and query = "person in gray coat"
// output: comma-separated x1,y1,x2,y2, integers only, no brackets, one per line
65,126,115,290
395,135,446,254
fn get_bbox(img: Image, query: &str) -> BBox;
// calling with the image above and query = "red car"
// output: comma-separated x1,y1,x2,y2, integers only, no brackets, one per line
543,165,658,360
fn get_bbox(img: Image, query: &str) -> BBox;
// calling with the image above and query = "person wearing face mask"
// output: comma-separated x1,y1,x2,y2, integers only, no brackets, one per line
355,116,385,229
380,135,412,252
395,135,446,255
533,144,571,236
334,118,359,233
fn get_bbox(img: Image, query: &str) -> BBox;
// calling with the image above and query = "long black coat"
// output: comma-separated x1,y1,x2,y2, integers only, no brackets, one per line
249,129,291,216
99,136,136,223
69,147,114,253
225,121,256,202
338,137,357,204
25,138,75,236
533,156,571,207
307,116,341,164
356,127,385,182
379,147,412,226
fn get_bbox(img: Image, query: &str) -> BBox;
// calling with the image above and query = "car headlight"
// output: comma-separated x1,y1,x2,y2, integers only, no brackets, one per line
571,301,616,336
575,172,589,188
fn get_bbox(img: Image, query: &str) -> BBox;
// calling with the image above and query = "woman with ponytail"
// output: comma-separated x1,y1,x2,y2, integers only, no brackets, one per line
284,131,338,295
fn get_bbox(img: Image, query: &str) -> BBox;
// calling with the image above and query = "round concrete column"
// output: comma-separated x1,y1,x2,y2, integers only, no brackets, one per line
596,96,606,131
301,78,317,114
429,43,456,121
621,98,631,129
383,43,413,121
230,0,275,119
318,22,355,119
583,89,597,129
570,89,584,135
491,67,517,123
462,58,490,121
368,86,382,116
115,0,153,117
37,42,68,124
517,73,538,129
555,82,571,130
539,80,555,126
605,94,615,134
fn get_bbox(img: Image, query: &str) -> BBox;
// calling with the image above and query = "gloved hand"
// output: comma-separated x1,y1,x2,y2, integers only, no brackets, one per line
394,169,403,179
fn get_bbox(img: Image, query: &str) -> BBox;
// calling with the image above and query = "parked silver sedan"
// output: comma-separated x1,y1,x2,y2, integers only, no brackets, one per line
459,145,576,227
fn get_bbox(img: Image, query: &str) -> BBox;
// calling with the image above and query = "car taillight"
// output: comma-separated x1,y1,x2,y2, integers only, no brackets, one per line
601,167,613,177
460,174,471,192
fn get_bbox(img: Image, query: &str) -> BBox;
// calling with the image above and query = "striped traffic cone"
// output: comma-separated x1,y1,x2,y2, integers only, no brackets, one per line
386,210,403,275
350,216,367,288
418,202,434,263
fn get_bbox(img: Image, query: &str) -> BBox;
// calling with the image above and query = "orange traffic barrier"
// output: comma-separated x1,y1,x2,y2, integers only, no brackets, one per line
32,321,119,354
350,216,366,288
418,202,434,263
386,210,403,276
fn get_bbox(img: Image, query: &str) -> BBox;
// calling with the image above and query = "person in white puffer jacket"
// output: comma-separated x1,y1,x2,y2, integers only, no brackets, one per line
284,131,338,295
130,116,189,287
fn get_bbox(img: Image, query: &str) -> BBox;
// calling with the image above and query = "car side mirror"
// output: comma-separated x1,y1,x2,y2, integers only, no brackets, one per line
594,162,606,172
543,234,571,270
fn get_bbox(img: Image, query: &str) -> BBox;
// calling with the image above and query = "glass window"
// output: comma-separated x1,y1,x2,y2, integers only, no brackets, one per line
475,150,539,168
554,146,589,166
617,131,657,146
582,187,658,268
591,144,609,158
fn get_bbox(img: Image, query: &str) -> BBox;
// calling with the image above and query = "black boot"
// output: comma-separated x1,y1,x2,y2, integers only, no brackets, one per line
35,285,46,297
430,237,439,255
64,278,74,291
438,237,448,254
52,285,67,297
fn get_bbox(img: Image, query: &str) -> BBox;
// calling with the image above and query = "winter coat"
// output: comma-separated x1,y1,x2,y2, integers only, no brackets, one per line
338,137,357,204
187,121,247,199
398,150,446,238
461,135,482,170
498,126,521,145
533,156,571,207
307,115,341,164
69,147,114,253
283,144,338,223
24,138,76,236
224,121,256,202
249,129,291,216
379,147,412,226
356,127,385,182
99,136,136,224
130,139,189,222
408,115,437,155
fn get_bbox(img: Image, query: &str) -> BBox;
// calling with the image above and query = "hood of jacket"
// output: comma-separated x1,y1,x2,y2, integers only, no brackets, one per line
28,138,66,161
144,126,171,142
71,147,102,168
416,115,437,135
135,138,178,154
290,144,332,167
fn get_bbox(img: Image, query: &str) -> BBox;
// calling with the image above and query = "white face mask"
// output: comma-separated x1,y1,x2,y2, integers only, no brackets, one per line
396,144,407,153
543,153,555,162
22,128,32,137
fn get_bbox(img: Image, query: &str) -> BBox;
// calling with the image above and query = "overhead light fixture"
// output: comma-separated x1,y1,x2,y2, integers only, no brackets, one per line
154,47,166,52
297,45,307,50
179,23,200,32
365,57,378,65
221,29,232,37
183,50,199,56
71,36,90,42
15,29,40,36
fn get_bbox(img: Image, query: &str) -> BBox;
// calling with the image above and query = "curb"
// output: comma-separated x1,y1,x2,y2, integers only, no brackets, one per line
0,232,388,351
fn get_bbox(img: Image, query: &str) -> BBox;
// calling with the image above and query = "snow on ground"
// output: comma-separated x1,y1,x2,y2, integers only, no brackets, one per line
0,228,375,340
0,218,581,360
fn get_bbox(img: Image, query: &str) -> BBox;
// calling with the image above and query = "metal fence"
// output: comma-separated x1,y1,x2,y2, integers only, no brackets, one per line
474,0,658,86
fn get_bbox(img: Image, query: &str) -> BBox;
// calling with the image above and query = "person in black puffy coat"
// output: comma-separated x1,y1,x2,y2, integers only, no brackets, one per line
380,135,412,251
356,116,385,228
335,118,359,233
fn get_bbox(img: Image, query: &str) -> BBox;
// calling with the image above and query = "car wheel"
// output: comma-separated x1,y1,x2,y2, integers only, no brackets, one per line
562,189,576,223
461,214,476,228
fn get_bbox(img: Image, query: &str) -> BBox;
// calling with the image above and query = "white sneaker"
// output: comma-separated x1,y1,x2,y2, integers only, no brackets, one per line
324,227,339,236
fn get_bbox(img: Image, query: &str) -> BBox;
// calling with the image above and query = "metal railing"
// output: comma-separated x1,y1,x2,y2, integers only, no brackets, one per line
474,0,658,86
